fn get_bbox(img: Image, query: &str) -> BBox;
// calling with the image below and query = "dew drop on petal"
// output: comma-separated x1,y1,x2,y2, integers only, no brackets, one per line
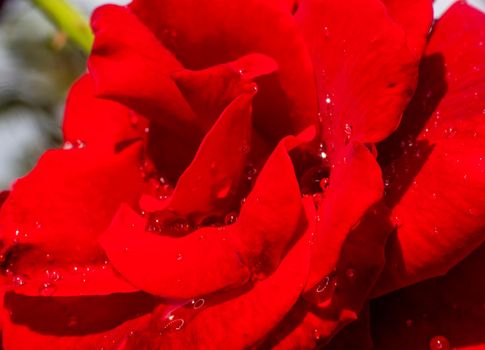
345,268,356,280
344,123,353,138
38,282,57,296
192,298,205,310
224,211,238,225
316,276,330,293
76,140,86,149
12,275,26,287
162,317,185,332
429,336,450,350
238,142,250,154
45,269,61,282
62,141,74,150
245,164,258,182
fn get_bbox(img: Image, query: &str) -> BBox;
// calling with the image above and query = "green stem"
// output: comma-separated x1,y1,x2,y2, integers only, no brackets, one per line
32,0,93,53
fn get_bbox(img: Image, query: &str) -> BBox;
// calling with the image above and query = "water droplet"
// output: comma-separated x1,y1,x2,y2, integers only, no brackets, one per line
320,178,329,189
384,178,391,188
192,298,205,309
468,207,479,216
444,127,456,138
345,268,356,280
162,318,185,332
130,114,139,127
313,329,321,341
45,269,61,281
216,181,232,199
62,141,74,150
176,253,183,261
224,211,238,225
38,282,57,296
344,123,353,139
68,316,78,328
238,68,247,77
316,276,330,293
62,140,86,150
238,142,249,154
323,26,330,39
245,164,258,182
12,275,26,287
429,335,450,350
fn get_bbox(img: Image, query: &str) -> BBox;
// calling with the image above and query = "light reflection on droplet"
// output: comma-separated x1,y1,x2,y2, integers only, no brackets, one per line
38,282,57,296
429,335,450,350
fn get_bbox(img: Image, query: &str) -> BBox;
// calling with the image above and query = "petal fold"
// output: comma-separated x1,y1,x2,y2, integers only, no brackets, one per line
376,3,485,293
296,0,418,154
101,138,304,299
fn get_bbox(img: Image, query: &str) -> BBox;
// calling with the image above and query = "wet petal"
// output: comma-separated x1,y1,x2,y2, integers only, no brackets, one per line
88,4,195,128
172,53,277,131
264,204,391,349
295,0,419,155
123,201,313,349
376,3,485,293
305,143,384,290
101,138,304,299
0,144,144,263
130,0,318,141
62,74,145,154
168,92,254,220
380,0,433,55
2,291,157,350
371,244,485,350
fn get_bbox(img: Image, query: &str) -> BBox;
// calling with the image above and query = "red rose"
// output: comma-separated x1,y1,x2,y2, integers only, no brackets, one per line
0,0,483,349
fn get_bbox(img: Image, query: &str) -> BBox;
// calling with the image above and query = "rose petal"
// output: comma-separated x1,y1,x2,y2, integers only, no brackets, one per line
168,92,254,220
375,3,485,293
101,138,304,298
0,144,144,263
172,53,277,131
371,244,485,350
123,199,313,349
130,0,318,141
8,261,138,297
305,143,384,291
62,74,145,153
380,0,433,55
264,203,392,349
88,4,196,129
2,291,157,350
295,0,419,155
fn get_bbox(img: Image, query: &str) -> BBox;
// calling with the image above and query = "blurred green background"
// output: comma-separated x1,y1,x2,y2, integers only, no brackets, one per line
0,0,483,189
0,0,127,188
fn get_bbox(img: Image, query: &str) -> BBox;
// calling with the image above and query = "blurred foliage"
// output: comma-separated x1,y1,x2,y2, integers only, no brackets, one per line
0,0,89,187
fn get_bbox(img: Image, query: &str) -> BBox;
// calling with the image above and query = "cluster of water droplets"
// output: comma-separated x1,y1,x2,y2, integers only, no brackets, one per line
157,297,207,333
62,139,86,150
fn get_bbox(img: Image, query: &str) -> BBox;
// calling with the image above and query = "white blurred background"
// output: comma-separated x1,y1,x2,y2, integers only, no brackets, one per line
0,0,483,188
